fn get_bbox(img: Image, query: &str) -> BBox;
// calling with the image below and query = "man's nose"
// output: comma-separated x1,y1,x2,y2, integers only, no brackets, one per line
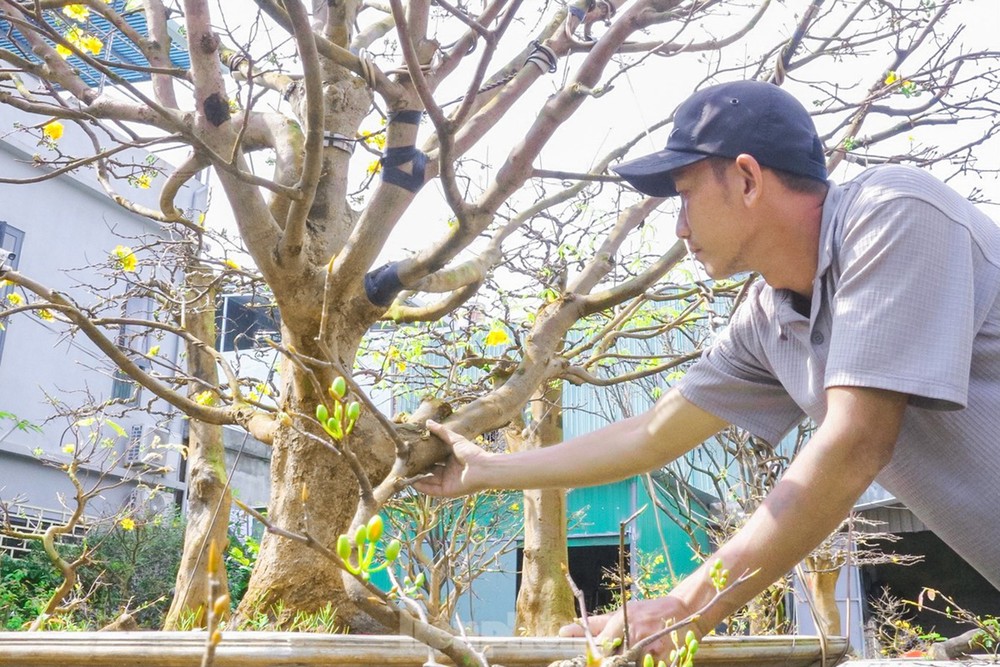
675,207,689,239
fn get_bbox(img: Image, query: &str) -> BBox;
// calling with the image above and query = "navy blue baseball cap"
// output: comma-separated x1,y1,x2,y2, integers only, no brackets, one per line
613,80,827,197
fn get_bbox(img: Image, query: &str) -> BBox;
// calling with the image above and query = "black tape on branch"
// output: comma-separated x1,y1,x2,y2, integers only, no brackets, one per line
388,109,424,125
525,41,558,74
380,146,428,193
364,261,404,307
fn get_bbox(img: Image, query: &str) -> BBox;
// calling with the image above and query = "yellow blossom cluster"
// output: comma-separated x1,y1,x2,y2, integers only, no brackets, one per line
111,245,137,272
57,26,103,58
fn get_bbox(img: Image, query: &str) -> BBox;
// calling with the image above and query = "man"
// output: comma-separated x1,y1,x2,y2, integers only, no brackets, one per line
417,80,1000,654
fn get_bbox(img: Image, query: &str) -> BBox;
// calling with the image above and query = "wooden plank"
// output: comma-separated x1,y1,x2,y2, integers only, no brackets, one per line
0,632,848,667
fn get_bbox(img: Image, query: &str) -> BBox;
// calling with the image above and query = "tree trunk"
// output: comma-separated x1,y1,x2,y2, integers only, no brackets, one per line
513,380,575,635
233,329,394,629
165,263,232,629
803,555,842,637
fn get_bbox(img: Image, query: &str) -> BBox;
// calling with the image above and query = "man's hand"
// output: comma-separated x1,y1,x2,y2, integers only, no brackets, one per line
559,596,697,660
412,420,493,497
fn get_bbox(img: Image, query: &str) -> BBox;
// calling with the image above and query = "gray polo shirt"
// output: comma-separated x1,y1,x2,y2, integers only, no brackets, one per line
678,164,1000,589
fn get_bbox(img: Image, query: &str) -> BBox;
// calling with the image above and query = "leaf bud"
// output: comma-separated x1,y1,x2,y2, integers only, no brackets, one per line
385,539,403,563
330,376,347,399
347,401,361,423
213,594,230,618
337,535,351,560
366,515,384,543
316,403,329,423
354,523,368,546
385,538,401,562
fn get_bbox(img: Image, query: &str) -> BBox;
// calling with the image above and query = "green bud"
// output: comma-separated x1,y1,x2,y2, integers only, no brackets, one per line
685,630,696,646
331,376,347,399
385,538,401,562
688,639,699,654
347,401,361,422
643,655,654,667
326,416,343,440
336,534,351,560
354,524,368,546
367,515,384,543
316,403,329,423
413,572,425,588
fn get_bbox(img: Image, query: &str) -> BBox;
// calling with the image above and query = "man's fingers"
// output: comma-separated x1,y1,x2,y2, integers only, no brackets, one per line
426,419,460,446
558,613,614,638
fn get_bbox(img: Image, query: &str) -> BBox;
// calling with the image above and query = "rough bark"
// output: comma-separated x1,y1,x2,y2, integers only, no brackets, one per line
803,554,842,637
233,324,395,628
165,263,232,629
512,380,575,635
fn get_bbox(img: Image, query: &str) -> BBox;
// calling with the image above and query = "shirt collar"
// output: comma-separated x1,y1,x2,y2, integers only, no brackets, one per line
815,179,844,284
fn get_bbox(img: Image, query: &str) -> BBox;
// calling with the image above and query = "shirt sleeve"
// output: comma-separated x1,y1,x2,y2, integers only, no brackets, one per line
678,285,805,444
825,196,974,410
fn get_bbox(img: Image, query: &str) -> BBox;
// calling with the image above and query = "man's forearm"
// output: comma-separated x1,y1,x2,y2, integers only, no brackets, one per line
667,387,905,632
474,389,725,491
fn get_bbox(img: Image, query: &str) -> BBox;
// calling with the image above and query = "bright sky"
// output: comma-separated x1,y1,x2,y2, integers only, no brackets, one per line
182,0,999,274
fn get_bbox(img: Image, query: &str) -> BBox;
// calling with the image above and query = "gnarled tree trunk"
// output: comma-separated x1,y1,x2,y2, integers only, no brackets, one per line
165,262,231,629
513,379,575,635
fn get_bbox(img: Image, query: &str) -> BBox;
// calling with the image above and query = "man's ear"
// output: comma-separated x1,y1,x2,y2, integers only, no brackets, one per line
733,154,763,205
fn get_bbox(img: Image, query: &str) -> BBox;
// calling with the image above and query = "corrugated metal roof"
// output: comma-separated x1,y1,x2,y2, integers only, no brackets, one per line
0,1,190,88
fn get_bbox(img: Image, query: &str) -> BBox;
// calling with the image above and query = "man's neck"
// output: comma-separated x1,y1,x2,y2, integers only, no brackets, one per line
756,191,826,297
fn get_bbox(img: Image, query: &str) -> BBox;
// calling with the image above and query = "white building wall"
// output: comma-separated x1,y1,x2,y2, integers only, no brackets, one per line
0,101,207,527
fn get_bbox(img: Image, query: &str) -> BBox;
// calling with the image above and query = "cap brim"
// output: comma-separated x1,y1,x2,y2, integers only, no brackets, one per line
612,150,708,197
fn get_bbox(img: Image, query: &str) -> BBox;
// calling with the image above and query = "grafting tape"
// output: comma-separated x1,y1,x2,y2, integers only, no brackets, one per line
380,146,428,193
363,261,404,307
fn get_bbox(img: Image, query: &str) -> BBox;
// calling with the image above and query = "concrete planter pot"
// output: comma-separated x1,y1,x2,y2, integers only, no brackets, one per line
0,631,848,667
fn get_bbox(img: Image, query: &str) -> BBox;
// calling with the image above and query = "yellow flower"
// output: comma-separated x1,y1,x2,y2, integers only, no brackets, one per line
119,517,136,531
224,259,241,271
58,27,103,58
360,130,386,151
37,309,55,321
62,443,76,454
146,345,161,358
80,33,103,56
43,121,64,141
132,172,152,189
884,70,899,85
194,390,216,406
112,245,137,272
485,328,510,347
6,292,23,306
63,4,90,20
366,159,382,176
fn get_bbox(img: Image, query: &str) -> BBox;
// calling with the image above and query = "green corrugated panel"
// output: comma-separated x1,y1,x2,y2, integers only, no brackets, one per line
567,477,709,579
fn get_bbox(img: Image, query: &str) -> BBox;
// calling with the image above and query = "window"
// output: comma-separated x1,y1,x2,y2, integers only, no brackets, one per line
110,369,137,403
216,294,280,352
0,221,25,364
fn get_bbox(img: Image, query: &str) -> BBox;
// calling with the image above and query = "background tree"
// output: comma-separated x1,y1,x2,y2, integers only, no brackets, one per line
1,0,998,638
